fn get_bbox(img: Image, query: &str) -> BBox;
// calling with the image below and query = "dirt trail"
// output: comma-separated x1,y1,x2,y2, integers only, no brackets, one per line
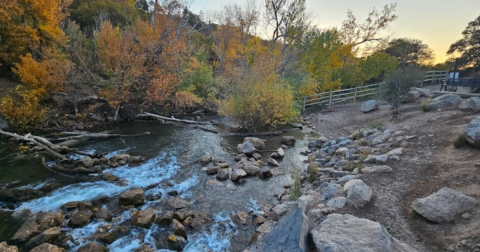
304,87,480,252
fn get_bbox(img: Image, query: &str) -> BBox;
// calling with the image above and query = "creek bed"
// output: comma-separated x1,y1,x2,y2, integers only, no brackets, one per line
0,120,314,251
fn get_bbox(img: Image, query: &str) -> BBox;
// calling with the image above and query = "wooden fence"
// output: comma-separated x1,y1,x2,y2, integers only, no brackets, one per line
420,70,448,87
302,82,383,111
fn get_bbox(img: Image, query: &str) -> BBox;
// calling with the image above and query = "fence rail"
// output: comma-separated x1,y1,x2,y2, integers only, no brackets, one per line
421,70,448,87
302,82,383,111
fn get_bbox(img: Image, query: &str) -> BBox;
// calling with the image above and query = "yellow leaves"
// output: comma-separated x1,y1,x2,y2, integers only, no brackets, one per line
0,87,45,131
172,92,201,109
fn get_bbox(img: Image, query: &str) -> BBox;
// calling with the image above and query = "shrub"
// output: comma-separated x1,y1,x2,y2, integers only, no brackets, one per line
352,131,363,140
454,133,467,148
358,139,369,146
290,169,303,201
421,98,432,112
371,121,384,130
0,87,45,131
380,65,425,115
219,72,299,132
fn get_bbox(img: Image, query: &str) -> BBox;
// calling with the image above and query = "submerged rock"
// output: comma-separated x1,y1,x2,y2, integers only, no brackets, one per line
30,243,64,252
311,214,417,252
68,209,93,228
244,137,265,150
167,234,187,251
77,242,108,252
411,187,479,223
232,211,249,225
231,169,247,181
166,197,191,210
195,155,212,165
281,136,296,145
216,169,229,181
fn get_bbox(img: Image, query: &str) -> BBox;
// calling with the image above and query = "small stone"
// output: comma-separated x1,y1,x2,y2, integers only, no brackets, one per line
216,169,229,181
281,136,296,145
131,208,156,228
232,211,249,225
207,166,220,175
267,158,280,167
171,219,187,239
231,169,247,181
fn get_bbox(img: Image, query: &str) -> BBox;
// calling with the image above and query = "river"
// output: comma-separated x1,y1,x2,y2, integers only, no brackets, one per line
0,120,312,251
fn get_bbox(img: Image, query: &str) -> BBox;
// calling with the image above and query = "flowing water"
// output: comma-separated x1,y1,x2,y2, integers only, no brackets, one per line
0,120,313,251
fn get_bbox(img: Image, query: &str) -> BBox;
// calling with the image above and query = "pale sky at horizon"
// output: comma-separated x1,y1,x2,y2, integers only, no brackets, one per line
190,0,480,64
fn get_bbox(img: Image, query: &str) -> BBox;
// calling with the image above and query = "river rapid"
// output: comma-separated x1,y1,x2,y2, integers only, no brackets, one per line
0,120,312,251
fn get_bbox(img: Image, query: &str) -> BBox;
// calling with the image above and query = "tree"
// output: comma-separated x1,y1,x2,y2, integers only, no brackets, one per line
448,15,480,71
383,38,434,65
380,65,424,115
264,0,309,75
340,4,397,66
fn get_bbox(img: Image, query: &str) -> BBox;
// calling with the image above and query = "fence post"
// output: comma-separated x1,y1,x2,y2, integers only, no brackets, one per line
431,71,435,86
329,90,333,108
353,87,358,103
303,96,306,113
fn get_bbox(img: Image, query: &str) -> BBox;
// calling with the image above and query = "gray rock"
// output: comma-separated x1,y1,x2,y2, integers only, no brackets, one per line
78,242,108,252
267,158,280,167
427,94,462,111
411,187,479,223
404,90,420,102
216,169,229,180
206,166,220,175
413,88,431,97
311,214,417,252
320,183,342,202
362,165,393,175
248,207,309,252
281,136,296,145
196,155,212,165
119,188,145,206
459,97,480,112
259,167,272,178
74,157,95,168
239,141,256,155
326,197,347,208
346,180,372,208
131,208,156,228
252,153,262,160
361,100,379,113
231,169,247,181
244,137,265,150
67,210,93,228
232,211,249,225
464,117,480,148
94,208,112,222
166,197,191,210
243,165,260,176
375,155,389,164
171,219,187,239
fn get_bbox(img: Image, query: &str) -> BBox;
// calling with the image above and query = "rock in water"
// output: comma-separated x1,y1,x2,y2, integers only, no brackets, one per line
244,137,265,150
464,117,480,148
411,187,479,223
346,180,372,208
281,136,296,145
239,141,256,155
26,227,62,248
131,208,156,228
459,97,480,112
231,169,247,181
68,210,93,228
216,169,229,181
426,94,462,111
248,207,309,252
119,188,145,206
361,100,379,113
311,214,417,252
195,155,212,165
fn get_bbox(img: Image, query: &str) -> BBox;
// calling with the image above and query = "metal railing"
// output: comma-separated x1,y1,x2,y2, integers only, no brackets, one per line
421,70,448,87
302,82,384,111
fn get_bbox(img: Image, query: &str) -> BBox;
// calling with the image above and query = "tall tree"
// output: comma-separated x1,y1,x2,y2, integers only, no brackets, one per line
383,38,434,65
448,15,480,71
264,0,308,75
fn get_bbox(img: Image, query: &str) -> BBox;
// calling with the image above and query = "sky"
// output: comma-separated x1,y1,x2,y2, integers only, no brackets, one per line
189,0,480,63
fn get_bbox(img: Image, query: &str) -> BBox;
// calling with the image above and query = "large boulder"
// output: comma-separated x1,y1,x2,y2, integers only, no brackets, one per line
248,207,309,252
346,180,372,208
244,137,265,150
411,187,479,223
464,117,480,148
11,212,65,243
413,88,431,97
311,214,417,252
238,141,256,155
459,97,480,112
404,91,420,102
131,208,156,228
361,100,379,113
426,94,462,111
26,227,62,248
119,188,145,206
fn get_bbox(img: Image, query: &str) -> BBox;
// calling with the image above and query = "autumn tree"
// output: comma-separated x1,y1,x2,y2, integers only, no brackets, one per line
383,38,434,65
448,15,480,71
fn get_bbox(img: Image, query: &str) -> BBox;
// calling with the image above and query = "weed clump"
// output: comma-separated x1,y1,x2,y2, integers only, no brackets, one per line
454,133,467,148
421,98,432,112
290,169,303,201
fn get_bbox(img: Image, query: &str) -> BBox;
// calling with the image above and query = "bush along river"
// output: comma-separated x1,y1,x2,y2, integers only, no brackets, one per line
0,119,314,252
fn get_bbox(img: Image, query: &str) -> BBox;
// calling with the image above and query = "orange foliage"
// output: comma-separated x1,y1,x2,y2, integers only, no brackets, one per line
0,87,45,131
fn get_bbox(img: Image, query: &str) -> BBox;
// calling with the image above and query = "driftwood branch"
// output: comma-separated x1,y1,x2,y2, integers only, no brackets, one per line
0,130,68,160
221,130,284,137
137,112,209,125
54,131,150,147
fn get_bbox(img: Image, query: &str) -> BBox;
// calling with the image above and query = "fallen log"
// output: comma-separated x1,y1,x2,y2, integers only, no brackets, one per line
54,131,150,147
137,112,209,125
0,130,68,161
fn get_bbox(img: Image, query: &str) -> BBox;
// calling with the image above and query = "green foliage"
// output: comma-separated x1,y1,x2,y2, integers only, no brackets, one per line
380,65,425,112
358,139,369,146
383,38,434,65
290,168,303,201
352,131,363,140
454,132,467,148
370,121,384,130
421,98,432,112
69,0,143,30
